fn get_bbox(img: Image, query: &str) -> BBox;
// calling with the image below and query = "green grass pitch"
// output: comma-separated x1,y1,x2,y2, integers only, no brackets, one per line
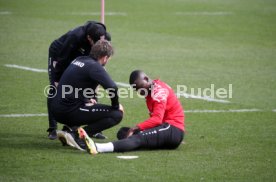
0,0,275,181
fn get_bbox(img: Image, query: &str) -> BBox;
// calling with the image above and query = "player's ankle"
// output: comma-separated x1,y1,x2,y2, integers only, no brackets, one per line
95,142,114,153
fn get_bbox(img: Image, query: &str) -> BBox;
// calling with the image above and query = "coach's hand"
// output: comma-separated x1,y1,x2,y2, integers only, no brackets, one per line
54,82,59,87
85,99,97,106
89,99,97,104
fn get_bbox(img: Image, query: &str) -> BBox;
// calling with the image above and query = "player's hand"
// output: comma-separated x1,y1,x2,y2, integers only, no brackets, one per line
119,104,124,113
126,126,139,138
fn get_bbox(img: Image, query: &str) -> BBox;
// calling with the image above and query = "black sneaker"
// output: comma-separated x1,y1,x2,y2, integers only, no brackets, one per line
47,128,57,140
57,130,86,151
92,132,107,139
61,125,72,132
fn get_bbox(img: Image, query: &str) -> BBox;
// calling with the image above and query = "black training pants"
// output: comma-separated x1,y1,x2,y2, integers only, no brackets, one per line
53,104,123,135
47,55,58,130
113,123,184,152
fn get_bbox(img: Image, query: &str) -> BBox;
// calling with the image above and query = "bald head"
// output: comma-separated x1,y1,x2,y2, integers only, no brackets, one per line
129,70,143,85
129,70,152,96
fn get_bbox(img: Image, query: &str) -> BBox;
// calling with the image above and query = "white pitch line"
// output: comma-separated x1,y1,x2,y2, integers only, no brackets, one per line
116,82,131,88
184,109,262,113
117,82,230,103
0,113,48,118
1,109,273,118
4,64,47,73
0,11,12,15
70,12,127,16
175,11,233,16
177,93,230,103
4,64,230,103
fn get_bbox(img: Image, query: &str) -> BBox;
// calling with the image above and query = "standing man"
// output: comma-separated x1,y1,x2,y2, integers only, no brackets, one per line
77,70,185,154
51,40,123,151
47,21,110,139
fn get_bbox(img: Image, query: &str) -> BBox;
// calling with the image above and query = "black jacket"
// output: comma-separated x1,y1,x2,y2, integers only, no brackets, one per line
49,21,106,82
52,56,119,113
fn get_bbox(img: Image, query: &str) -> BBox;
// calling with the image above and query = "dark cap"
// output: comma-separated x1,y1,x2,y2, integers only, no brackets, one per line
105,32,111,41
87,23,107,43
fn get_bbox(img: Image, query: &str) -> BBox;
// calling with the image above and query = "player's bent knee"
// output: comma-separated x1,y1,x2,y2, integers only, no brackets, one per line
113,110,123,124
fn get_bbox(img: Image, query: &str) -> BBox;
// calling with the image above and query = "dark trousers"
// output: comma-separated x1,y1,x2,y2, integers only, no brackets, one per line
113,123,184,152
47,56,58,130
53,104,123,135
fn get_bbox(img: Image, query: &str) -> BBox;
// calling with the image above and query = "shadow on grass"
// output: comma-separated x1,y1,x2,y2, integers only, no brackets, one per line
0,132,63,151
0,132,186,156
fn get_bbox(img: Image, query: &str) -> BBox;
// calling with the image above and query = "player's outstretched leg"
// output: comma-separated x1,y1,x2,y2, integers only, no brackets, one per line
77,127,142,154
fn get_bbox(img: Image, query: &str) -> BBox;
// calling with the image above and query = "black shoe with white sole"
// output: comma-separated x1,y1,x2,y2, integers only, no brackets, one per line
92,132,107,139
47,128,57,140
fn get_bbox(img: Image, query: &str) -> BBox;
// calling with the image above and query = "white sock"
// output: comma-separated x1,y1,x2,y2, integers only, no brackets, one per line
95,142,114,153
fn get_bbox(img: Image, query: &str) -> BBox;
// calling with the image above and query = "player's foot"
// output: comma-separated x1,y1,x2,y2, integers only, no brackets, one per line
47,128,57,140
92,132,107,139
57,131,68,146
78,128,98,155
57,130,86,151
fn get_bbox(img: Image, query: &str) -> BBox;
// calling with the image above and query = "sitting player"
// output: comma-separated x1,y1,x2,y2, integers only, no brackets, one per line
76,70,185,154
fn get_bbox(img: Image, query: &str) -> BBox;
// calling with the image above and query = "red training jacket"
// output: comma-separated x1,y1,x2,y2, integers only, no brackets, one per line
137,79,185,131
